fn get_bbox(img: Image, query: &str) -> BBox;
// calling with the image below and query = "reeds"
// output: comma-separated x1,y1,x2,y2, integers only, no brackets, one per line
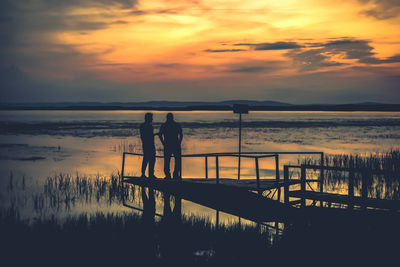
0,206,272,265
301,149,400,200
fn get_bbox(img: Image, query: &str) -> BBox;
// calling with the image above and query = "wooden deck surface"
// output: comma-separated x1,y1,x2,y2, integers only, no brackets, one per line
185,178,300,190
124,176,300,191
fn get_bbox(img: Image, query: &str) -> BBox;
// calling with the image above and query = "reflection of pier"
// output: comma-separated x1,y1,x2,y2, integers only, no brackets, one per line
121,152,400,217
122,188,283,234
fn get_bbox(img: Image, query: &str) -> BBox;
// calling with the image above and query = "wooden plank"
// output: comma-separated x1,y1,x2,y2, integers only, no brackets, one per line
289,190,400,210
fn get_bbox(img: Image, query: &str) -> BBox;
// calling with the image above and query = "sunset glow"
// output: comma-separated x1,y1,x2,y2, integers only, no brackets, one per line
1,0,400,103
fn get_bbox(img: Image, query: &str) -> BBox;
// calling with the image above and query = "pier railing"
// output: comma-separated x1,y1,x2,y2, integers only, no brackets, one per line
121,151,324,191
284,164,400,210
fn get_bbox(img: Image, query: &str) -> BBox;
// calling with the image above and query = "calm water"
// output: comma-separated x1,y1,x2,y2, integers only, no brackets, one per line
1,110,399,229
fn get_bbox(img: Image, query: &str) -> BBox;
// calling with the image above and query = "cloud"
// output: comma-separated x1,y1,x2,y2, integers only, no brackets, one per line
0,0,139,81
228,66,267,73
204,49,246,53
359,0,400,19
234,41,303,50
224,60,285,73
286,38,400,71
286,49,344,71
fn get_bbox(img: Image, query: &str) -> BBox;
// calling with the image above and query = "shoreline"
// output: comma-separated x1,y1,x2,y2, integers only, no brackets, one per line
1,104,400,112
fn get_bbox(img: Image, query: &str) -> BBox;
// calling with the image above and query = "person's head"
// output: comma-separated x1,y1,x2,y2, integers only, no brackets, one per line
144,112,153,123
166,113,174,122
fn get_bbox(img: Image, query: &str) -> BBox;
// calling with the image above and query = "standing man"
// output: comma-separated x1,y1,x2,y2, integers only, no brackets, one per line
159,113,183,179
140,113,156,178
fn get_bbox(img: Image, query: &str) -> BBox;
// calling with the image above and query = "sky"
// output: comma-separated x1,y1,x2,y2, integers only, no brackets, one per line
1,0,400,104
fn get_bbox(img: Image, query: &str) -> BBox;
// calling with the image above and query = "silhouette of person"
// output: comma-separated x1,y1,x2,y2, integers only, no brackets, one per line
140,113,156,178
159,113,183,179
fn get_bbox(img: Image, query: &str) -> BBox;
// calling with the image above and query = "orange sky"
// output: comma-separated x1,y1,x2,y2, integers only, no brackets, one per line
1,0,400,103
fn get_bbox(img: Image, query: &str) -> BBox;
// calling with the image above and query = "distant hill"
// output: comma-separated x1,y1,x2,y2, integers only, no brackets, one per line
0,100,291,108
1,101,399,111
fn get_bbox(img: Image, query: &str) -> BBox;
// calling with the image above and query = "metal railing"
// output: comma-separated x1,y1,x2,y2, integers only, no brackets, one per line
121,151,324,191
283,163,400,210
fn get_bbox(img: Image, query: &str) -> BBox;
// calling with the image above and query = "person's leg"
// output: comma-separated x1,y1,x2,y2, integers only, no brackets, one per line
173,147,182,179
149,152,156,178
164,148,171,179
141,153,149,177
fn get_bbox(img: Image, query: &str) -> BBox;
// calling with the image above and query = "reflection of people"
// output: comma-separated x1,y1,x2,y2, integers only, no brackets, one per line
159,113,183,179
141,187,156,223
160,193,188,263
141,187,156,261
140,113,156,178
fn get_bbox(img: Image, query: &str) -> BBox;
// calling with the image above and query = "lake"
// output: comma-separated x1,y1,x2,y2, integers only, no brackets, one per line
1,110,399,229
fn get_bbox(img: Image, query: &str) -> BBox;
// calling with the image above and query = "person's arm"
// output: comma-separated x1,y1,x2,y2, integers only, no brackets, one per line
158,125,165,145
139,124,144,141
178,124,183,144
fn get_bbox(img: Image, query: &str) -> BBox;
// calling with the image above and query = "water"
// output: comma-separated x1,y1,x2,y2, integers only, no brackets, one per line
1,110,399,229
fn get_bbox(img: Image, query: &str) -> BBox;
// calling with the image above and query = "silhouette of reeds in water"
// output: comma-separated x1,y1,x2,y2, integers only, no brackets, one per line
2,169,400,265
3,172,133,216
0,206,273,265
301,149,400,200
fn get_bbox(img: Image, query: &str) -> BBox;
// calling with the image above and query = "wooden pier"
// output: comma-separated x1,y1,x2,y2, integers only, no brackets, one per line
284,164,400,211
121,151,400,219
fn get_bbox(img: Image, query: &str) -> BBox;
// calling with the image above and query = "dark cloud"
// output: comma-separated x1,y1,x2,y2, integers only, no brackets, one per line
204,49,246,53
39,0,137,10
359,0,400,19
156,63,187,68
129,8,181,16
0,0,138,86
287,38,400,71
224,61,285,73
286,49,344,71
228,66,267,73
234,41,303,50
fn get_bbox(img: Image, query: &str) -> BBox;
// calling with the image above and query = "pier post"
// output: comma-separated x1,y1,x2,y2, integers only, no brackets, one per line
121,152,126,182
284,165,289,204
361,170,368,210
275,155,280,181
348,170,355,210
238,113,242,180
320,152,324,207
255,157,260,191
275,155,281,201
216,156,219,184
301,165,306,207
205,156,208,179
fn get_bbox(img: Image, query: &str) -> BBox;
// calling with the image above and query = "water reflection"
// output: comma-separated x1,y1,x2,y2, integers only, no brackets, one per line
1,110,399,181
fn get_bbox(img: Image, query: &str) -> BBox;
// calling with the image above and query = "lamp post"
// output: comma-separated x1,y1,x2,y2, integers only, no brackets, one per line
233,104,249,180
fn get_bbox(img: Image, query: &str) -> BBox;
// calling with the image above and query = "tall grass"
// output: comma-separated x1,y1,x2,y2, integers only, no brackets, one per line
2,168,400,265
301,149,400,200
